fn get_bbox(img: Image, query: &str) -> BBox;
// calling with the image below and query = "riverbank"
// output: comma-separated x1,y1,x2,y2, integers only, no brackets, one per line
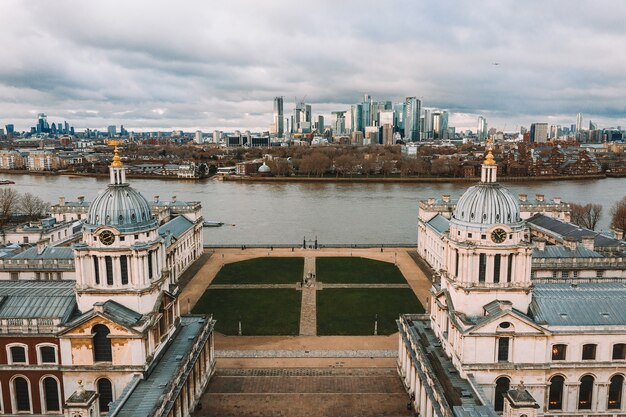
0,169,205,181
223,173,607,183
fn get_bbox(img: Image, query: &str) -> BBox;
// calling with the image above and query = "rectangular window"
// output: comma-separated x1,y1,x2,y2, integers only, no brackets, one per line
596,270,604,278
455,250,459,277
105,256,113,285
493,254,501,283
552,344,567,360
10,272,18,280
572,270,579,278
120,256,129,285
561,271,569,279
93,256,100,284
507,255,513,282
148,251,154,279
497,337,509,362
552,271,558,279
10,346,27,363
478,253,486,283
582,344,596,360
39,346,57,363
613,344,626,360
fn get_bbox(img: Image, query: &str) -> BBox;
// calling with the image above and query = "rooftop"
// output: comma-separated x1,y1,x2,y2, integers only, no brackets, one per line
12,246,75,260
0,281,76,321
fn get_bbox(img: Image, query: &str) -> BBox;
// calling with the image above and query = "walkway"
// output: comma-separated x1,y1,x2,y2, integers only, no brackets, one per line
299,257,317,336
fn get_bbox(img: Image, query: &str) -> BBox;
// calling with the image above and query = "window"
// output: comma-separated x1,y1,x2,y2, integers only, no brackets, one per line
468,233,473,238
494,377,510,412
105,256,113,285
552,271,558,279
10,272,18,280
552,344,567,360
507,255,513,282
497,337,510,362
478,253,486,283
92,325,112,362
548,376,564,410
93,256,100,285
42,377,60,412
455,250,459,277
97,378,113,413
38,345,57,364
23,237,29,244
578,375,594,409
582,344,596,360
493,254,501,283
481,234,486,240
613,344,626,360
596,270,604,278
13,376,31,412
9,345,27,364
148,250,154,279
561,271,569,279
608,375,624,410
120,256,129,285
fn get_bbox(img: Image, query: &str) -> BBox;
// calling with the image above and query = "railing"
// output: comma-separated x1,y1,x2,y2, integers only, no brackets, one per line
203,242,415,249
0,318,59,334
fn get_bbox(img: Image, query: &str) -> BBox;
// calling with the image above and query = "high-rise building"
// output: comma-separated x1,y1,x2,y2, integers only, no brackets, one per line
440,111,449,138
477,116,488,142
530,123,548,143
331,111,346,136
422,109,432,140
213,130,222,143
351,104,364,133
293,101,311,133
378,110,394,127
195,130,203,144
317,115,324,133
107,125,116,137
37,113,48,133
432,111,442,139
272,97,284,138
404,97,421,141
576,112,583,133
382,123,394,146
394,103,405,134
5,124,14,134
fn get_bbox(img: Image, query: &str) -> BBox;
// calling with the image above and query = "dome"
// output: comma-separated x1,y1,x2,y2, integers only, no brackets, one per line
453,183,521,226
85,184,157,233
258,162,271,173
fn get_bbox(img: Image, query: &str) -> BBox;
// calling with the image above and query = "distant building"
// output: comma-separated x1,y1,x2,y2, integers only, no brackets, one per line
382,123,394,146
331,111,346,136
477,116,488,142
107,125,116,137
272,96,284,138
404,97,421,141
27,150,61,171
195,130,203,144
0,150,26,169
530,123,548,143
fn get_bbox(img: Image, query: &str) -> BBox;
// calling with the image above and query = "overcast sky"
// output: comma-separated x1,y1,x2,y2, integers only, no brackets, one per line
1,0,626,133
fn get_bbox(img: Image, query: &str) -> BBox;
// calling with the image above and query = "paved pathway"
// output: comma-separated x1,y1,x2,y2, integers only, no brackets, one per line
299,257,317,336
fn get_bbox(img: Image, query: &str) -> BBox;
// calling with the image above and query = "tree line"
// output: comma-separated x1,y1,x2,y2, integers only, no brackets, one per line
0,188,49,227
570,198,626,235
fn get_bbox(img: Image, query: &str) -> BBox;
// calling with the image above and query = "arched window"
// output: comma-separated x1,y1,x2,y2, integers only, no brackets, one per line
120,256,129,285
37,345,57,364
8,345,27,364
548,376,565,410
494,377,510,412
92,324,112,362
42,377,60,412
608,375,624,410
13,376,31,412
578,375,594,409
97,378,113,413
93,256,100,285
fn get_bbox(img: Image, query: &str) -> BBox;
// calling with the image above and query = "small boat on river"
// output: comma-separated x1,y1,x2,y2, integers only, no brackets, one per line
0,179,15,185
203,220,224,227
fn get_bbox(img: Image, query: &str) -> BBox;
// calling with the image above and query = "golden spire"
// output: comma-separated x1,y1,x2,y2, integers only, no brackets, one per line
108,139,123,167
484,137,496,165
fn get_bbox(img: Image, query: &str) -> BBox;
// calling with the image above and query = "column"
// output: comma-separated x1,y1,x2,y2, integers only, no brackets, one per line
114,256,122,286
486,254,494,284
566,383,578,411
410,366,416,394
426,397,434,417
414,375,422,409
420,385,427,415
594,383,605,412
500,255,509,283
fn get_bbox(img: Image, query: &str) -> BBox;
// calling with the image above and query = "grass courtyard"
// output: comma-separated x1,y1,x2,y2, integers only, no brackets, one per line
317,288,424,335
192,288,301,335
316,257,406,283
211,257,304,284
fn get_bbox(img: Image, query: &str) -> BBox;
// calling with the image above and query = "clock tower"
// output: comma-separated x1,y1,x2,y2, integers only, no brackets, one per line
73,141,168,314
442,142,533,316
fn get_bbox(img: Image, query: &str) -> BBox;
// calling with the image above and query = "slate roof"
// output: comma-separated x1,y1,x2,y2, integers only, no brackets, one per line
0,281,76,321
426,214,450,235
532,244,603,258
158,216,194,248
109,315,213,417
530,283,626,326
527,214,626,250
65,300,144,329
12,246,75,260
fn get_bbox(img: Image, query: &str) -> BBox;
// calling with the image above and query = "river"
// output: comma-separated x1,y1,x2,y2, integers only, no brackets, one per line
5,173,625,245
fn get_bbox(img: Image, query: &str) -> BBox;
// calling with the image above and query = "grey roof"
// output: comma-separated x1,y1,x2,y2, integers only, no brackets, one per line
158,216,194,239
532,244,603,259
0,281,76,321
12,246,75,260
527,214,626,249
85,183,157,233
453,183,522,226
66,300,144,329
454,406,499,417
427,214,450,235
530,283,626,326
110,316,212,417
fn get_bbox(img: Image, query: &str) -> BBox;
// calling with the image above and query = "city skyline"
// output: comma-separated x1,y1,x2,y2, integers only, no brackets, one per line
1,1,626,132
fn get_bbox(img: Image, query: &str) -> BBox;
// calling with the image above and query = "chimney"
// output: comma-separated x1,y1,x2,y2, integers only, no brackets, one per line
614,228,624,241
534,238,546,251
581,236,595,251
58,197,65,206
93,302,105,313
172,195,177,202
77,196,85,203
427,197,435,205
154,195,160,203
519,193,527,202
536,194,545,202
564,236,577,250
36,239,48,255
553,197,561,204
442,195,450,203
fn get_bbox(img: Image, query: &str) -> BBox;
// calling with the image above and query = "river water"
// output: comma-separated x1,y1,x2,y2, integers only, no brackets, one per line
6,173,625,245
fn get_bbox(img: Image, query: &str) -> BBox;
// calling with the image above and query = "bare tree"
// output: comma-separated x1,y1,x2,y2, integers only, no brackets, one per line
298,152,331,177
18,192,50,220
570,203,603,231
610,196,626,235
0,188,19,226
334,154,357,177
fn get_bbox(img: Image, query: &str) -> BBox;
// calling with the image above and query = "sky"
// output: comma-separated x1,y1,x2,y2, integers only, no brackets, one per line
1,0,626,133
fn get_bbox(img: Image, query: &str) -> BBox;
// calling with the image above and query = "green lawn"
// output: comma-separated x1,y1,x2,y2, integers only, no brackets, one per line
316,257,406,283
192,288,301,335
317,288,424,335
211,257,304,284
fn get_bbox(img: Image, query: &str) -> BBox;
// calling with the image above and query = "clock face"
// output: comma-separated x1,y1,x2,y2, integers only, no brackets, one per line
99,230,115,246
491,228,507,243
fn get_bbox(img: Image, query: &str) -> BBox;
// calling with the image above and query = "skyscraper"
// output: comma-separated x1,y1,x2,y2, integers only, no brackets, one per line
293,101,312,133
576,112,583,133
331,111,346,136
394,103,405,134
432,111,442,139
477,116,488,142
422,109,432,140
272,97,284,138
37,113,48,133
107,125,116,137
317,115,324,134
195,130,203,144
404,97,421,141
530,123,548,143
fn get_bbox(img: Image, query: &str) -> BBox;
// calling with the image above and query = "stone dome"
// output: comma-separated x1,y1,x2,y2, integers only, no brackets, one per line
452,183,521,226
258,162,271,173
85,184,157,233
